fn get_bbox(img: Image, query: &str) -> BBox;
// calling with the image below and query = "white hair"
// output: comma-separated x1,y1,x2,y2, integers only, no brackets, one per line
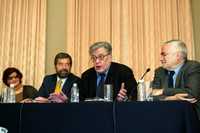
164,39,188,60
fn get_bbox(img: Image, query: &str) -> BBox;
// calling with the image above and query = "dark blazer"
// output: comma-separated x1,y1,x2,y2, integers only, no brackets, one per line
80,62,137,100
152,60,200,120
37,73,81,98
15,85,38,102
23,85,38,99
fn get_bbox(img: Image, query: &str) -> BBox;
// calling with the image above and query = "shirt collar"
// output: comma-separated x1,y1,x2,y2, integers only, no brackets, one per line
171,63,184,75
57,76,68,88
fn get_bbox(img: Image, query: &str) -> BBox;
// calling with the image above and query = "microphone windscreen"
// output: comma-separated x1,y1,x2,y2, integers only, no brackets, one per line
146,68,150,72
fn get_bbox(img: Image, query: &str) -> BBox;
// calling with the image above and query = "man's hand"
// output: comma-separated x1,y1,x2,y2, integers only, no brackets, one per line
117,82,128,102
152,89,163,96
165,93,197,103
20,98,34,103
48,92,68,103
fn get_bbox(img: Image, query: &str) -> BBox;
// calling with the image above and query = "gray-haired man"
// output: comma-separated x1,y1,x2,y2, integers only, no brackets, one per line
81,41,137,101
152,40,200,120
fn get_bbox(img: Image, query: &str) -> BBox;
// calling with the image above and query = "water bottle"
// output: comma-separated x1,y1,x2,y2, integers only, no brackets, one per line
70,83,79,103
137,80,146,101
8,84,16,103
3,84,16,103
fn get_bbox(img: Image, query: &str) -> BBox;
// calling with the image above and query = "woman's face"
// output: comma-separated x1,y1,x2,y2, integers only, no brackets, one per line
7,72,21,88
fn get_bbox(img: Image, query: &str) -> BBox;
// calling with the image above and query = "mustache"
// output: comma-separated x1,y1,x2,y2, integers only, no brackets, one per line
58,69,69,73
57,69,70,78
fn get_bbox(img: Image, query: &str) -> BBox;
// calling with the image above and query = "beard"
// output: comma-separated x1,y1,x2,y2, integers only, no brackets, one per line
56,69,70,78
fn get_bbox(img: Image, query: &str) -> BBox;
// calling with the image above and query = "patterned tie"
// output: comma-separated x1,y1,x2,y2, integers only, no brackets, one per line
168,71,175,88
54,80,62,94
96,73,105,98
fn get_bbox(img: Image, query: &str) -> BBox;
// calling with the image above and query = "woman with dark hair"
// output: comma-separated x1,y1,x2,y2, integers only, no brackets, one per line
2,67,38,102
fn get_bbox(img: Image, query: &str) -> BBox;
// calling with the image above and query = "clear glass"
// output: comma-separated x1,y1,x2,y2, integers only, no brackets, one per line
137,80,146,101
104,84,113,102
145,81,153,101
0,88,3,103
1,88,7,103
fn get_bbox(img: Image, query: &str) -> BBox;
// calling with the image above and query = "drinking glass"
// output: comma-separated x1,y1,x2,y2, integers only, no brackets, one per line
145,81,153,101
104,84,113,102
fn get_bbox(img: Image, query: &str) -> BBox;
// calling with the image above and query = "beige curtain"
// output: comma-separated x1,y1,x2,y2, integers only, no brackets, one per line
0,0,46,89
66,0,194,81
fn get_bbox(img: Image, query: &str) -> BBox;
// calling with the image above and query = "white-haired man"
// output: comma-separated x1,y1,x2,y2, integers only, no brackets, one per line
152,40,200,120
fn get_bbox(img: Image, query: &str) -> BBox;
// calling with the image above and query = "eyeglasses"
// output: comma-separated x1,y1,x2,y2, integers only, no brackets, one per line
8,75,19,80
91,53,110,62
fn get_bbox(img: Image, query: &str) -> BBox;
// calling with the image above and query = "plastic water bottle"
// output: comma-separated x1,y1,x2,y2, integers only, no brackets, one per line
137,80,146,101
3,84,16,103
8,84,16,103
70,83,79,103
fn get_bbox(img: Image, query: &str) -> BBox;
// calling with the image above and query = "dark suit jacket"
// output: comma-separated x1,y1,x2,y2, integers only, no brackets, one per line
23,85,38,99
15,85,38,102
80,62,137,100
37,73,81,98
152,60,200,120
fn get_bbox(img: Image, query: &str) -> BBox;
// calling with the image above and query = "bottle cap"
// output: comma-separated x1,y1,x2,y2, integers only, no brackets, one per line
138,79,144,83
10,84,15,88
73,83,77,87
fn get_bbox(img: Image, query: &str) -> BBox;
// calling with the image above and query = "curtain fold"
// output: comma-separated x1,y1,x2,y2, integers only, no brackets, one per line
0,0,46,89
66,0,194,81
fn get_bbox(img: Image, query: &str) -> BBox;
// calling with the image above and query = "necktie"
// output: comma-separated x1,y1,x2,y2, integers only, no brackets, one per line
54,80,62,94
96,73,105,98
168,71,175,88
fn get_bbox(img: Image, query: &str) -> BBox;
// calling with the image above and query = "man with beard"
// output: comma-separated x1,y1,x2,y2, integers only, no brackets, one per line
35,52,81,103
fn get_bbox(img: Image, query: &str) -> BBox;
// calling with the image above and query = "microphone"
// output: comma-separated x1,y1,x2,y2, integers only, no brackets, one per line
140,68,151,80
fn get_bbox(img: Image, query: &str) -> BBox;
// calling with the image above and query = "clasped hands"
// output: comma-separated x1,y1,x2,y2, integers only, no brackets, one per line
32,92,68,103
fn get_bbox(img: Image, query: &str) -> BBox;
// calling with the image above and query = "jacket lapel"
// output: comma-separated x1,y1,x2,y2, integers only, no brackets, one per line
50,75,57,93
91,70,97,96
105,63,114,84
62,74,74,96
162,70,169,89
175,63,186,88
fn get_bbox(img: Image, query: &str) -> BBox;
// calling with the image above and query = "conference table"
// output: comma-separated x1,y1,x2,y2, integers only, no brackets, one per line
0,101,199,133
